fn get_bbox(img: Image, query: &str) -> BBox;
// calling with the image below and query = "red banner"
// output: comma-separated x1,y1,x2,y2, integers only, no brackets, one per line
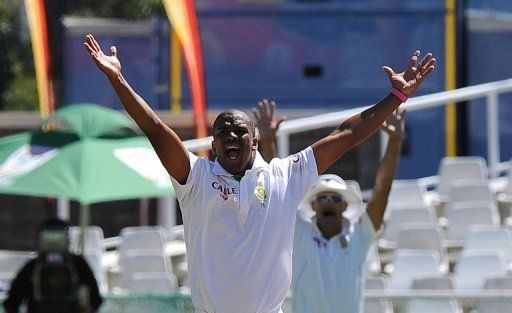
163,0,208,140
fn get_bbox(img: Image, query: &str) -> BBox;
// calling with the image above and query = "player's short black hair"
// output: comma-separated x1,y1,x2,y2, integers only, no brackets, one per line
213,109,256,137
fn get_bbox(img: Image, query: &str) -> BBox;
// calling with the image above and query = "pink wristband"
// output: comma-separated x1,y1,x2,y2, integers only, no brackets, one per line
390,88,408,102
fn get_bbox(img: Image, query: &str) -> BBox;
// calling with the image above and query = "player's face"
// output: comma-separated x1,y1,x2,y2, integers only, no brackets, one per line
212,115,258,176
312,192,347,226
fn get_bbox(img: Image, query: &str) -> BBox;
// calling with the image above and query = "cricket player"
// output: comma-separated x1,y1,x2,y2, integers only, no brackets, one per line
84,34,434,313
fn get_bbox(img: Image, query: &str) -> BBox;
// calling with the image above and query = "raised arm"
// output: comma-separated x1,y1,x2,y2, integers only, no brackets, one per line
252,99,285,162
84,34,190,184
312,51,435,174
366,110,405,231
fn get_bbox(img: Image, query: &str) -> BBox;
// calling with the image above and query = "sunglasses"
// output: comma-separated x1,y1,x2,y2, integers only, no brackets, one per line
316,194,344,204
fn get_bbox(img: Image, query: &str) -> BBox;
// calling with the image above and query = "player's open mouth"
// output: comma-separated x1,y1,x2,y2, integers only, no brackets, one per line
323,211,336,218
226,146,240,160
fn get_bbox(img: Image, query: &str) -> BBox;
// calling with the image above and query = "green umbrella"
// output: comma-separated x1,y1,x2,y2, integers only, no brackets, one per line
0,104,172,203
0,133,173,203
0,104,173,251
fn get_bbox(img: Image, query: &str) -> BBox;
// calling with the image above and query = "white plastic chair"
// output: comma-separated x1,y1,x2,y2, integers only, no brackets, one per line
444,203,500,247
389,250,443,290
445,181,495,205
365,275,393,313
411,276,455,290
379,206,437,249
126,272,178,294
437,156,488,198
120,226,166,256
464,226,512,264
388,179,427,206
120,251,171,288
69,226,105,255
83,252,108,294
0,251,34,274
454,250,507,291
405,276,462,313
397,224,448,273
0,251,34,291
476,276,512,313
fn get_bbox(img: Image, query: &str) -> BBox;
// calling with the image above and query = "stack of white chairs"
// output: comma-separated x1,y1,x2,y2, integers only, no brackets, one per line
404,277,462,313
69,226,108,293
118,226,177,293
365,275,393,313
476,276,512,313
0,251,34,292
435,156,489,203
443,203,500,247
454,250,507,291
388,250,444,291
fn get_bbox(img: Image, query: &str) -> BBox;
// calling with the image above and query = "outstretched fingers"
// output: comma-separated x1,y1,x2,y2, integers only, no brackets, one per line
88,34,102,52
110,46,117,57
421,57,436,75
405,51,420,72
418,53,433,71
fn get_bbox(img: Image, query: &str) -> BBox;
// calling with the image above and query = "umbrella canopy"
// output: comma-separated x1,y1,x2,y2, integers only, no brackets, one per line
0,104,173,204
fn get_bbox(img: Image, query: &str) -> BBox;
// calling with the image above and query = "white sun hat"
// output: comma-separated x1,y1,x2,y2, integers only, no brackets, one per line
300,174,363,221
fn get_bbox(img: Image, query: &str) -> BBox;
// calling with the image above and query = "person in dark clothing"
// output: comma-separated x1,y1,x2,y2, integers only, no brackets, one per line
3,218,103,313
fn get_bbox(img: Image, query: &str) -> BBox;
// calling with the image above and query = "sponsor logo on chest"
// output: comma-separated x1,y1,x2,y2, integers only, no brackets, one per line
211,181,237,200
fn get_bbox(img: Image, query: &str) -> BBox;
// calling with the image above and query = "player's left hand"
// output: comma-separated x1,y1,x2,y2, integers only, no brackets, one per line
252,99,286,138
382,51,436,97
381,109,406,140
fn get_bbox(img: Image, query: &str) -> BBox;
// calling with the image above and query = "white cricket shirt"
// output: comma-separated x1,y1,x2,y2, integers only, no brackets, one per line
170,147,318,313
292,210,376,313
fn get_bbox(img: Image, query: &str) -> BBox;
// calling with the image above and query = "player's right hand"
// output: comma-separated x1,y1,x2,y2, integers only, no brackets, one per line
84,34,122,79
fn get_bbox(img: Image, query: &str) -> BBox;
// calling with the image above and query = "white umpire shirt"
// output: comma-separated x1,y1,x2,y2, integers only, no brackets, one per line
292,210,376,313
170,147,318,313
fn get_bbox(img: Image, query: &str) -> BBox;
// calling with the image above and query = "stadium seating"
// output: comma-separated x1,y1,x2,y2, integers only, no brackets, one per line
0,251,34,292
69,226,105,255
388,250,443,290
364,275,393,313
454,250,507,291
119,226,167,256
119,251,172,289
475,276,512,313
436,156,488,201
404,276,462,313
444,181,495,205
388,179,427,207
463,226,512,264
443,203,500,247
379,206,437,249
396,224,448,273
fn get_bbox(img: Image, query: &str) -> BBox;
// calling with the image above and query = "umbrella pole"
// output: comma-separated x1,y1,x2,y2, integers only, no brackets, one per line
79,204,90,255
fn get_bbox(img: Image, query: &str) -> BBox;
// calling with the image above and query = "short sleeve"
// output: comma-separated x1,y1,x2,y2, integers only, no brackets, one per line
271,146,319,211
169,151,202,202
